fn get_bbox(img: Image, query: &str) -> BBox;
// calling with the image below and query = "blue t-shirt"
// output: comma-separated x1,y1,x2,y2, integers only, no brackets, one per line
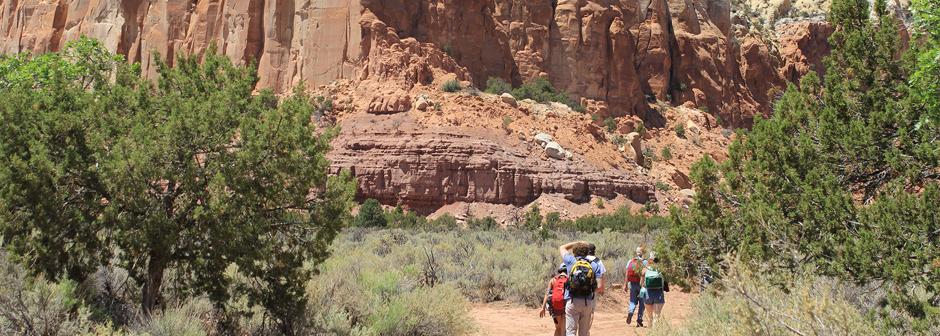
563,254,606,300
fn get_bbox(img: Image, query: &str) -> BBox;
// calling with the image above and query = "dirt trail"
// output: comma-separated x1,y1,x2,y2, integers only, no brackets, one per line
472,289,695,336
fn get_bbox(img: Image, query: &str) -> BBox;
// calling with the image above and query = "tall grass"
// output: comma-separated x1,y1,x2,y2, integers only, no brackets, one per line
649,261,896,336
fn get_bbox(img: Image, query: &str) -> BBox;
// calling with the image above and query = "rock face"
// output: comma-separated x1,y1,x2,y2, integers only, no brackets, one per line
0,0,838,211
0,0,832,127
776,19,834,82
328,130,655,214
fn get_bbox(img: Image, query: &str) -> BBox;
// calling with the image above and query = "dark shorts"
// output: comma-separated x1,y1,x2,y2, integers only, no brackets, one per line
645,288,665,304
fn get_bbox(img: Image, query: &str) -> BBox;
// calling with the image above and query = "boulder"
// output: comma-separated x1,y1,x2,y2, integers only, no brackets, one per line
534,133,554,147
671,170,693,190
415,96,431,111
545,141,572,160
367,93,412,115
685,120,701,135
678,189,696,205
500,93,517,107
625,132,643,163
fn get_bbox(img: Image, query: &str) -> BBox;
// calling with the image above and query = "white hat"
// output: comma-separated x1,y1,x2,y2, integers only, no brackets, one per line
648,251,656,260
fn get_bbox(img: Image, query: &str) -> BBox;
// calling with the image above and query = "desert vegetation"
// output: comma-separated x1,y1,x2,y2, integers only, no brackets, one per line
658,0,940,333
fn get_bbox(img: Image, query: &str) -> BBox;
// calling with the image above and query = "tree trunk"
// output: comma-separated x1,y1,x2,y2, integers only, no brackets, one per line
141,251,167,315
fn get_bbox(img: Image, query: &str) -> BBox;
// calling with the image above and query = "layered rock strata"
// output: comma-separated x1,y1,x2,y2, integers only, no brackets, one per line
328,130,655,214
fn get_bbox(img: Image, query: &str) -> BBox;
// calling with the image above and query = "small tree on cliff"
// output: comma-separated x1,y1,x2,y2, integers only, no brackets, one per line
0,38,355,328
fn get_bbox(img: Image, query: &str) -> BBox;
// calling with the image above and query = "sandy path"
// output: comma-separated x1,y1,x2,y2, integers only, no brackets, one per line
472,289,695,336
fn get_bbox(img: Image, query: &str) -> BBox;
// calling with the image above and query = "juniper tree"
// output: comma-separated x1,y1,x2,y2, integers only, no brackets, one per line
0,38,355,331
659,0,939,329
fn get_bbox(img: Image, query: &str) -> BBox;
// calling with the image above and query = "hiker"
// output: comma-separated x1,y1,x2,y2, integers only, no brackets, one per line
641,251,668,326
623,246,648,327
559,241,606,336
539,264,569,336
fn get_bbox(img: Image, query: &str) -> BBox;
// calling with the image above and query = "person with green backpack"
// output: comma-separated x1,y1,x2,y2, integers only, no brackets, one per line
559,241,606,336
640,251,668,326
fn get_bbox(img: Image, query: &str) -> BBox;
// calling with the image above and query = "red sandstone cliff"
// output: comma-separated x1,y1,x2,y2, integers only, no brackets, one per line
0,0,834,214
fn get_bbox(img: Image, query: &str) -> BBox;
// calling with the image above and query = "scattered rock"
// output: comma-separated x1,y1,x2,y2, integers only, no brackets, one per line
685,120,700,135
671,170,693,190
367,93,412,114
500,93,517,107
534,133,554,147
415,96,431,111
544,141,572,160
678,189,696,205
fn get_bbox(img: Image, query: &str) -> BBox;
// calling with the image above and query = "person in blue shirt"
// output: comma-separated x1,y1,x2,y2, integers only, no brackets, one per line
623,246,648,327
559,241,605,336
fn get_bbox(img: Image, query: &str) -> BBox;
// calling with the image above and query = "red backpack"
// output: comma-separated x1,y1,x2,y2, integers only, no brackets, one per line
626,258,643,283
550,274,568,313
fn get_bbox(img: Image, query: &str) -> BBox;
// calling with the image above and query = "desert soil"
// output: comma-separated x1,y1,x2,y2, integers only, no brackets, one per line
472,289,695,336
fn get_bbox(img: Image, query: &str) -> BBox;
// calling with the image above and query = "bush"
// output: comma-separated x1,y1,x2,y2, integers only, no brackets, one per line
502,116,513,133
594,198,605,209
650,262,881,336
660,146,672,161
510,78,583,111
674,123,686,138
466,216,498,230
603,118,617,132
133,299,214,336
635,121,646,136
429,214,458,231
355,199,388,228
643,147,657,162
441,80,462,93
655,181,672,192
611,135,627,147
561,206,669,234
314,228,649,310
485,77,512,95
0,252,93,336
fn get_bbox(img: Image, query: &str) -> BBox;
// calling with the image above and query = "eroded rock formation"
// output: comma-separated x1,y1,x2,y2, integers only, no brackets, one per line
0,0,831,125
0,0,838,212
328,130,655,214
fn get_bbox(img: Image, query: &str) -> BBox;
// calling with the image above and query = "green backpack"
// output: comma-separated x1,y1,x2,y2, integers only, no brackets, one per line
644,268,664,289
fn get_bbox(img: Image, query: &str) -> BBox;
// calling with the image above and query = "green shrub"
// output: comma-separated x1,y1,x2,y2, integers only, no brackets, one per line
594,198,605,209
561,206,669,233
0,252,93,336
635,121,646,136
643,147,657,162
467,216,498,230
485,77,512,94
655,181,672,192
385,206,428,229
441,80,462,93
603,118,617,132
674,123,686,138
502,116,513,133
650,262,881,336
355,199,388,228
611,135,626,147
429,214,459,230
510,78,583,111
660,146,672,161
134,299,214,336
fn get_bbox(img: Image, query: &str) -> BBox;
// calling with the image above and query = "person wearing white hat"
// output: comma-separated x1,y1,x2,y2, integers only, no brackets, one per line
640,251,668,326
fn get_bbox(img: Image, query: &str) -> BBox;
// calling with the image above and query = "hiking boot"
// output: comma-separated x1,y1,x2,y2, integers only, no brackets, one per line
636,320,644,328
626,313,633,324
